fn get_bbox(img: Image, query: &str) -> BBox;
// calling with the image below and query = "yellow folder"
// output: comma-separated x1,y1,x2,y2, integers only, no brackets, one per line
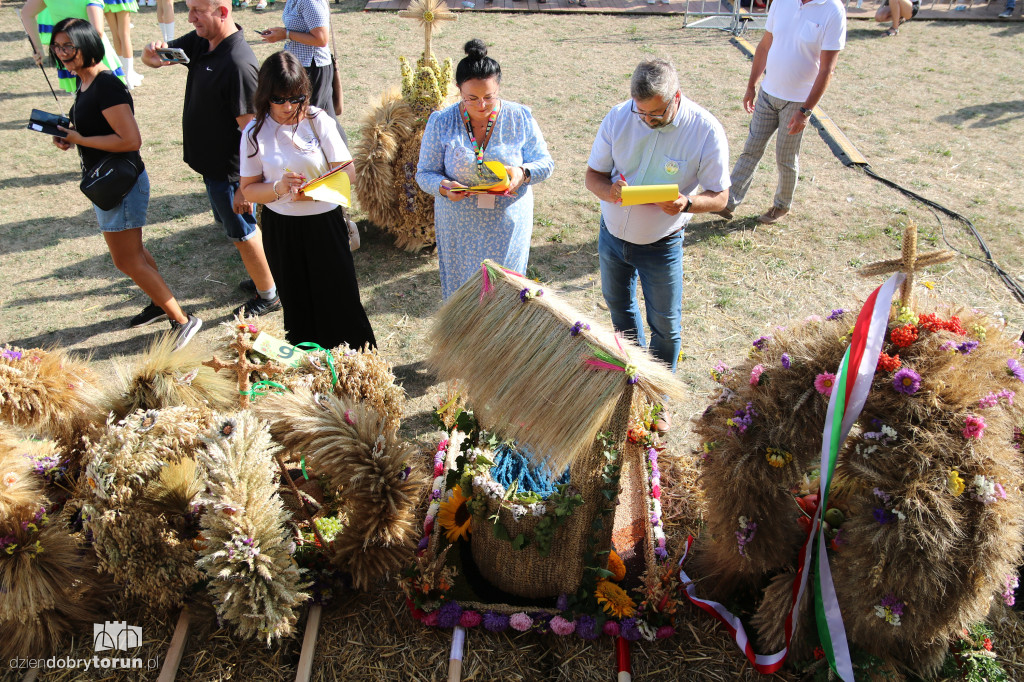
299,164,351,207
448,161,511,195
620,184,679,207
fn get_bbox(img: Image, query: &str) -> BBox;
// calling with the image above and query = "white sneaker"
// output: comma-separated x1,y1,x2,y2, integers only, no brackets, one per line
998,8,1013,16
255,0,267,8
127,70,144,88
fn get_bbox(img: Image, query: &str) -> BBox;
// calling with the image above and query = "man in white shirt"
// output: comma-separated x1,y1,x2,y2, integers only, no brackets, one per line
585,58,730,372
718,0,846,224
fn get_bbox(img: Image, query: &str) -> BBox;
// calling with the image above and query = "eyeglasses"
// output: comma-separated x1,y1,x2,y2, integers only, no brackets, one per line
631,92,679,121
461,94,500,106
269,94,306,105
52,43,78,56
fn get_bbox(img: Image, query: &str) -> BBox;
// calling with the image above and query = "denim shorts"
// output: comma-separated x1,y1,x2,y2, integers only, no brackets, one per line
93,169,149,232
204,177,257,242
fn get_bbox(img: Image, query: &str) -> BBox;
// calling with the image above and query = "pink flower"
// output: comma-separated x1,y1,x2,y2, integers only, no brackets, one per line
344,410,356,425
602,620,620,637
651,484,661,499
814,373,836,396
750,364,765,386
422,611,439,626
656,625,675,639
246,323,258,334
459,610,482,628
509,613,533,632
433,462,445,477
962,415,986,440
549,615,575,635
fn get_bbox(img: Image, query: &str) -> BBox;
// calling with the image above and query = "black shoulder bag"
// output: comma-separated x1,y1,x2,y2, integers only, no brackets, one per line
73,83,141,211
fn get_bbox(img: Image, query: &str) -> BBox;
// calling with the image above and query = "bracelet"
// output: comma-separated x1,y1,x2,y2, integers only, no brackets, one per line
272,179,284,199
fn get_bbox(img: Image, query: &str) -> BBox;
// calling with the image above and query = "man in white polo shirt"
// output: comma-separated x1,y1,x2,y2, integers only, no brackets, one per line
718,0,846,224
585,58,730,372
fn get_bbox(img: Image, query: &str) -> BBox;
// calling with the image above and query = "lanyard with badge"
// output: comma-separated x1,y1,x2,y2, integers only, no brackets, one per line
461,105,499,209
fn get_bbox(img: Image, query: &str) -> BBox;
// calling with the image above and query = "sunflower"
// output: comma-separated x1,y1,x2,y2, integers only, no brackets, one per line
595,579,636,618
437,485,472,543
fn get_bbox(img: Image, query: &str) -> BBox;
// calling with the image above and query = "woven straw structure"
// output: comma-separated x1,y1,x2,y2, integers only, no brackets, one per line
428,261,685,476
692,304,1024,675
468,386,633,598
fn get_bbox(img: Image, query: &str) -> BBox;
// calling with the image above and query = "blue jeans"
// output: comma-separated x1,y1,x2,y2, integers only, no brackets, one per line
203,177,257,242
598,218,683,371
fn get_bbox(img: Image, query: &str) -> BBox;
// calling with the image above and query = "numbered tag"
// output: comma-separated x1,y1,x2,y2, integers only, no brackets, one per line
252,332,306,368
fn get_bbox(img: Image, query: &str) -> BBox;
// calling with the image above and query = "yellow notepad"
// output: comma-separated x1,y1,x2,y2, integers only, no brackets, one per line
298,162,352,207
620,184,679,207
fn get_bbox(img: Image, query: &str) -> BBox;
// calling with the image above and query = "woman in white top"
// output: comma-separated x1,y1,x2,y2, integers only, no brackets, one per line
239,51,374,351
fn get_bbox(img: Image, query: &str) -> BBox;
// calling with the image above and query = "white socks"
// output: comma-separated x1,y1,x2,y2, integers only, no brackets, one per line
124,56,144,87
159,22,175,42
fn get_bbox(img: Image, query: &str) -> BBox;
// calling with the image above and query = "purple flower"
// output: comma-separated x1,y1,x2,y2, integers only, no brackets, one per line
781,353,791,369
939,341,956,351
416,536,429,551
602,620,620,637
873,507,895,525
892,367,921,395
619,618,642,641
436,601,463,628
575,615,599,640
1008,358,1024,382
430,489,441,500
1,349,22,361
827,309,846,321
570,321,591,337
483,611,509,632
556,593,568,612
752,335,771,351
880,593,905,616
728,402,758,434
956,341,979,355
654,546,668,561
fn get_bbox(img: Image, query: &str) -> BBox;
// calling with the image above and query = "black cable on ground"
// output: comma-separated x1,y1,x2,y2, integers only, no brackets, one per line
857,164,1024,306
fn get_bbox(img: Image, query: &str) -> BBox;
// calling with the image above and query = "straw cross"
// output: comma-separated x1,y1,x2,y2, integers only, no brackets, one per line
398,0,456,59
858,222,954,309
202,327,286,408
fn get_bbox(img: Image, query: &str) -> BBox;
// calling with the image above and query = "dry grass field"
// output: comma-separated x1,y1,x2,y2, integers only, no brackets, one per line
1,2,1023,679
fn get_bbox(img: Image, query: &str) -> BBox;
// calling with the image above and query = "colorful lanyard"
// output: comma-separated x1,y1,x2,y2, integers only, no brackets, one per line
461,105,498,166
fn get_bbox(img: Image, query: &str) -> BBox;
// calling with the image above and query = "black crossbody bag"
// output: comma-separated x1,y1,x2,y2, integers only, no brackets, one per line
73,82,141,211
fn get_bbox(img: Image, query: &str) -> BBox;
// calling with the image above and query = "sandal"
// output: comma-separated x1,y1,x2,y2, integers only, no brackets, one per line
884,26,899,36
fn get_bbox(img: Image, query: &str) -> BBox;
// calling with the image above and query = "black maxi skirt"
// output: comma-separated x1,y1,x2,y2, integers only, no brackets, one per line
261,205,376,351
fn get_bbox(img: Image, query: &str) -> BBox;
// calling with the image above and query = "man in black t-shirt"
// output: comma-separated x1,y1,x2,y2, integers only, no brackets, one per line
142,0,281,317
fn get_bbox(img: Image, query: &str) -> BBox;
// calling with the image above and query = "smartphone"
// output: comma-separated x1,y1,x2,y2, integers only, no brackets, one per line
155,47,189,64
254,29,269,36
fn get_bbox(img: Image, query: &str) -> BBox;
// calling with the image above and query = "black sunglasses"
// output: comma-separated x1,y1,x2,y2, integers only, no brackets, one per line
269,94,306,105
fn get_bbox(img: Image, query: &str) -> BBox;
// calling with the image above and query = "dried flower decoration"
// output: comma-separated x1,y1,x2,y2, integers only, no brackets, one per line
569,321,590,337
1003,575,1019,607
138,409,159,432
970,475,1005,504
892,367,921,395
1007,358,1024,382
736,516,757,556
814,372,836,396
752,335,771,351
827,308,847,321
877,351,902,372
765,447,792,468
518,287,543,303
217,418,237,439
962,415,986,440
781,353,791,369
947,470,965,497
875,593,905,626
750,364,765,386
890,324,919,347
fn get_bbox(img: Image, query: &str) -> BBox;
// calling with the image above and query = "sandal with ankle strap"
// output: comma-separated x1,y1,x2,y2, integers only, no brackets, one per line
884,26,899,36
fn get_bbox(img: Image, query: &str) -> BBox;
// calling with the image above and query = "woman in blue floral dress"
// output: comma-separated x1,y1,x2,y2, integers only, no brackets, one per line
416,39,553,300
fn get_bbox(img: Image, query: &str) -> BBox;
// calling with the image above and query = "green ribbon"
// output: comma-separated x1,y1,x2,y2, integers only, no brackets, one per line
296,342,338,388
241,380,290,399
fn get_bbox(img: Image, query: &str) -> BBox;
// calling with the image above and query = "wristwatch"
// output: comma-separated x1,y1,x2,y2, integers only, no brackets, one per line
799,106,812,117
682,196,692,213
522,167,531,184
